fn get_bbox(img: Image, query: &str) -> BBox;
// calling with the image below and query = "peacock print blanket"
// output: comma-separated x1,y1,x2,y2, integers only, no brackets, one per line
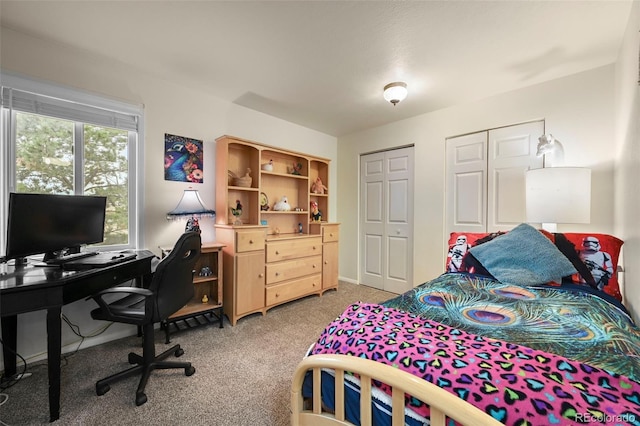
310,301,640,425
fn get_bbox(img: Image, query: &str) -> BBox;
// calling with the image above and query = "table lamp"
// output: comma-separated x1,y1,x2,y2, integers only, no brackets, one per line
525,167,591,233
166,189,215,232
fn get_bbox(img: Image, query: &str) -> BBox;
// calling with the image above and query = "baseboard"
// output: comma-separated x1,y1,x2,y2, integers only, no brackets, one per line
338,276,358,285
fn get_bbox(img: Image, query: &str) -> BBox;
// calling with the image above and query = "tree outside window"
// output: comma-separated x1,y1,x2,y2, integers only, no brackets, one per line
15,112,129,245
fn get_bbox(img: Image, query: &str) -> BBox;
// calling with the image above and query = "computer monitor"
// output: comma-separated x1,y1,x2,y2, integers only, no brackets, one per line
5,192,107,264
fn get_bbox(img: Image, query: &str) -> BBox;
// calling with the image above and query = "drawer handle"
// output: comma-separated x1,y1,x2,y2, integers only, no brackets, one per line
313,246,317,250
275,250,279,255
329,233,333,237
312,264,316,268
259,273,264,278
313,282,317,287
324,260,328,265
275,293,280,298
249,240,254,244
275,272,280,276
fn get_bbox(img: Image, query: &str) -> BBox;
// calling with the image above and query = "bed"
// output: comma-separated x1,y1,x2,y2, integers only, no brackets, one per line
291,223,640,425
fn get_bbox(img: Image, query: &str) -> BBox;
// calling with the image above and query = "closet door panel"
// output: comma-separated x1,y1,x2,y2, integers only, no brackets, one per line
445,132,488,234
487,122,544,232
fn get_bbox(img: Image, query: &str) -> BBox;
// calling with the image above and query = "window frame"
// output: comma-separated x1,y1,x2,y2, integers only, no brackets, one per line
0,71,145,254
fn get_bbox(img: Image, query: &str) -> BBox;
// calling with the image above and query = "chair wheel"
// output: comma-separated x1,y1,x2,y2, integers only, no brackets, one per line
136,392,147,406
96,382,110,396
185,366,195,376
174,347,184,357
128,353,138,364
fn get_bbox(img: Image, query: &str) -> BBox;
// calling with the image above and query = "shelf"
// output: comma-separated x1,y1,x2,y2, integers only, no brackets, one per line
228,186,259,191
261,170,308,179
309,193,328,197
193,276,218,284
261,210,308,214
169,301,222,319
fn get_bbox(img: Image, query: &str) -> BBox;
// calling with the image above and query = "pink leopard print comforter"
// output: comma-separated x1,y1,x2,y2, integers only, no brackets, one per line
310,303,640,425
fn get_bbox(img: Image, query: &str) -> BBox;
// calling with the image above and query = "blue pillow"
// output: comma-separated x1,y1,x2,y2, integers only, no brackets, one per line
469,223,577,286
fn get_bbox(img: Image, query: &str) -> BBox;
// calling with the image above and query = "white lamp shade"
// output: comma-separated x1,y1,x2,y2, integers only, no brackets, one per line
166,189,215,219
526,167,591,225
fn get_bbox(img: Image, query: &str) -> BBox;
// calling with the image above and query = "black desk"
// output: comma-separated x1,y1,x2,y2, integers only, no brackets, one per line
0,250,155,422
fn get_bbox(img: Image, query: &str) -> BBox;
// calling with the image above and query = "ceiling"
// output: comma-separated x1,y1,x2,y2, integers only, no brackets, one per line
0,1,633,137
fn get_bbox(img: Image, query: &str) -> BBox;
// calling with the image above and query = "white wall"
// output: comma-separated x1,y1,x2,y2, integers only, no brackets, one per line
614,1,640,323
0,26,337,368
338,65,618,299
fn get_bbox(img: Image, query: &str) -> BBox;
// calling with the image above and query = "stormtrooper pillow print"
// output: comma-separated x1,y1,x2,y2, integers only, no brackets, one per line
445,232,505,273
559,233,624,302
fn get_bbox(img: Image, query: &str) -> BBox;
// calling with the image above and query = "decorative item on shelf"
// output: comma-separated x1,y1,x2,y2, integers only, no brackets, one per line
261,159,273,171
310,201,322,222
273,195,291,211
311,176,328,194
288,162,302,175
260,192,270,211
201,294,209,304
228,168,252,187
273,227,280,235
166,188,215,232
199,266,212,276
230,200,243,225
298,223,303,234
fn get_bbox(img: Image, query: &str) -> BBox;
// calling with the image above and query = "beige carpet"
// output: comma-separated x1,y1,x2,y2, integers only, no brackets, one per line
0,281,393,426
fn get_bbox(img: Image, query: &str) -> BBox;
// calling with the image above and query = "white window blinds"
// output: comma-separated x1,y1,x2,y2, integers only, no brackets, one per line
1,87,139,132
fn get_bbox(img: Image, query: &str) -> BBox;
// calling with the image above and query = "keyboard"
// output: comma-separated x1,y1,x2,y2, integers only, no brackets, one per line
46,251,99,265
61,252,137,270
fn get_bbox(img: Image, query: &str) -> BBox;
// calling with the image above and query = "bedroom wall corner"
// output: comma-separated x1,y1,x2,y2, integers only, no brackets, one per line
613,0,640,322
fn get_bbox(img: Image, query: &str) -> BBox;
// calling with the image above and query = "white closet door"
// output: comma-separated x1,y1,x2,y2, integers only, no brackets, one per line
445,121,544,235
360,152,385,290
487,121,544,232
360,147,414,294
445,132,488,234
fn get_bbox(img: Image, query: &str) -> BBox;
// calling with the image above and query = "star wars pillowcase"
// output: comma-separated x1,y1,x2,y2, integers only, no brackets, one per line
445,232,505,273
560,233,624,301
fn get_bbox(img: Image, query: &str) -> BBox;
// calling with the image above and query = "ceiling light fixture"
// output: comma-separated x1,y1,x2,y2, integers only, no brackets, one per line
383,82,408,106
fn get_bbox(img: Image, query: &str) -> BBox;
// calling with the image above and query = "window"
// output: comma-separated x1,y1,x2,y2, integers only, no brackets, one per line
1,73,144,252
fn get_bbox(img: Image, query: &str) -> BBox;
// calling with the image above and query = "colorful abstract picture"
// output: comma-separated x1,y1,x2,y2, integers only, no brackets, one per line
164,133,204,183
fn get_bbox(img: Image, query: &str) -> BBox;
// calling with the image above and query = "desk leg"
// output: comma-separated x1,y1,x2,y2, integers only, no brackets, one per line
47,306,62,422
1,314,18,380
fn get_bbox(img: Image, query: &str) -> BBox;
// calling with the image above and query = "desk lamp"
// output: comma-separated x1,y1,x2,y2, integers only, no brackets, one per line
166,189,215,232
525,167,591,233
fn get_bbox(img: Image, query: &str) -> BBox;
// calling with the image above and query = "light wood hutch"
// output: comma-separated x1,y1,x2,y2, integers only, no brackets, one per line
215,135,339,325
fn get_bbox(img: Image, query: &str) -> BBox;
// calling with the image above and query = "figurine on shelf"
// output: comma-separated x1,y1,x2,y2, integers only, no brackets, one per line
261,159,273,171
310,201,322,222
311,176,328,195
273,195,291,211
230,199,243,225
289,162,302,175
202,294,209,304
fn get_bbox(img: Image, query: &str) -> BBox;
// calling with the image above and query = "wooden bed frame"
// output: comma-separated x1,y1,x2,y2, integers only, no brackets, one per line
291,354,503,426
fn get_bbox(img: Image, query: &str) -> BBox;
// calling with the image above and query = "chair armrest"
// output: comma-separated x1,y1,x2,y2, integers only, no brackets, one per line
89,287,154,322
96,287,153,297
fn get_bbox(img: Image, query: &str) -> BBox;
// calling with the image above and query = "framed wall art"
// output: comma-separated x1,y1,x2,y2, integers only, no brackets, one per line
164,133,204,183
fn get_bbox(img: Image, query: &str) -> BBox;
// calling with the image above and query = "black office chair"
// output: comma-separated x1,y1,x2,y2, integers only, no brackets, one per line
90,232,200,406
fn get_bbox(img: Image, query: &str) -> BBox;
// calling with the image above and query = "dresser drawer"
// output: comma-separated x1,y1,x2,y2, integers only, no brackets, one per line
265,255,322,284
266,237,321,262
322,224,340,243
265,274,321,306
236,229,265,253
